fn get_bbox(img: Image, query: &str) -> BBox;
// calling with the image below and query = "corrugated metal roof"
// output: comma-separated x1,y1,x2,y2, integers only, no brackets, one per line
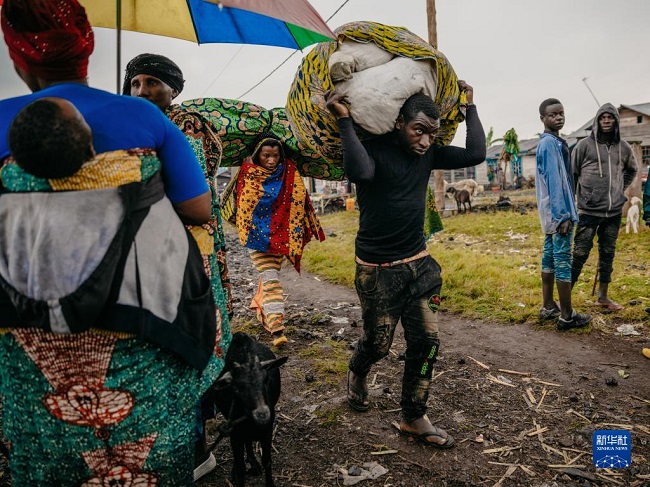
620,102,650,118
486,137,540,160
485,135,582,161
568,102,650,139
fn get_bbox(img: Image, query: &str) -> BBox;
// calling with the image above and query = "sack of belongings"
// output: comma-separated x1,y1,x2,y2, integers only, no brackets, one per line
285,21,468,180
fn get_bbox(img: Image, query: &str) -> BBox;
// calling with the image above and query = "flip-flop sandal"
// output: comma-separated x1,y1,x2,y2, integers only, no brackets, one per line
400,426,455,449
347,370,369,412
272,333,288,347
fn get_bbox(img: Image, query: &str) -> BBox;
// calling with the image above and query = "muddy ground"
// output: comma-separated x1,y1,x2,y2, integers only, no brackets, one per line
197,229,650,487
0,224,647,487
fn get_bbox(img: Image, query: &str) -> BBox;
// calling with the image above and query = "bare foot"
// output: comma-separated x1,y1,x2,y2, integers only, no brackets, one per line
399,415,454,448
596,299,623,311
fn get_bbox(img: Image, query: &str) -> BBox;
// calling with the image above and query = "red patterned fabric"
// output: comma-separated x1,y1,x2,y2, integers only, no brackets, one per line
1,0,94,80
236,158,325,271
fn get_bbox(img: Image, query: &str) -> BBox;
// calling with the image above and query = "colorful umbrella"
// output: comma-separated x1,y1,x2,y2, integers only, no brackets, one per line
78,0,336,90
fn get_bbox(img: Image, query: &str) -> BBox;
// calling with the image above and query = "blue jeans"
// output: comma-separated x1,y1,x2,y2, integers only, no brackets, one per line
541,229,573,282
572,214,621,284
349,254,442,422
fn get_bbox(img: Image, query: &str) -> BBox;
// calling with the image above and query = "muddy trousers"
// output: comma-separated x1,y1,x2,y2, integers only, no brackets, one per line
349,254,442,422
571,214,621,285
249,251,285,335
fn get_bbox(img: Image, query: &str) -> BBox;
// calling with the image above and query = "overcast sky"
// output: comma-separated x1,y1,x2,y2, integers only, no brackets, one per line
2,0,649,143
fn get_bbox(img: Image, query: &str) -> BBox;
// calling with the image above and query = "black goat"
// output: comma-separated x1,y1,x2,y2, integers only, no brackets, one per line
446,186,472,213
212,332,288,487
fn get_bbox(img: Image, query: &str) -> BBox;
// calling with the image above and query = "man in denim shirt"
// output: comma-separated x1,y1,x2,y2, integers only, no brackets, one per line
535,98,592,330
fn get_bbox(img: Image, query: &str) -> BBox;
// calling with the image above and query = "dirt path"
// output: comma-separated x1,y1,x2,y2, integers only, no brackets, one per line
200,232,650,487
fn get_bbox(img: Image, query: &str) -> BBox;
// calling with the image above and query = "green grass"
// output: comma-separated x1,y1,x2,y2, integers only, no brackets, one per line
314,406,343,427
297,339,349,384
301,194,649,328
302,215,358,288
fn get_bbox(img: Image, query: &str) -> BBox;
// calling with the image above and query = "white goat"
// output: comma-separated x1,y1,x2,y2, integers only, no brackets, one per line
626,196,642,234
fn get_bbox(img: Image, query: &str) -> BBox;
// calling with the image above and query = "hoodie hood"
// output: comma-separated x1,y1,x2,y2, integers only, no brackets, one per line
590,103,620,144
573,102,638,217
589,103,621,178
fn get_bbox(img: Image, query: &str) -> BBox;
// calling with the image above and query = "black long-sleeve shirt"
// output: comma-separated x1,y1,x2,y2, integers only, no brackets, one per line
339,105,486,263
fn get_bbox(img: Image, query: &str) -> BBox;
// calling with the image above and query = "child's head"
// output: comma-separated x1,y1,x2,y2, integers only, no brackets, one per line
8,97,95,179
539,98,565,134
250,133,284,172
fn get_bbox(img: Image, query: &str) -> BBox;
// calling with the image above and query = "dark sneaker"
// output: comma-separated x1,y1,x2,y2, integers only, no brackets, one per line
557,311,592,331
539,306,561,320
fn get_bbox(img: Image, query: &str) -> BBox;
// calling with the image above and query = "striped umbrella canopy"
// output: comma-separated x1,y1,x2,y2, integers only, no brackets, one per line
80,0,335,49
77,0,336,90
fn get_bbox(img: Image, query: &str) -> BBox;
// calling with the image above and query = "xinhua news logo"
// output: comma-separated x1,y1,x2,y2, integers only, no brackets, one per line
592,430,631,469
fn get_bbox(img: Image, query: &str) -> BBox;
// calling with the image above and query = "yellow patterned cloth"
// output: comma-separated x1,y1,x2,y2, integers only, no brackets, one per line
286,21,467,178
235,158,325,272
0,148,159,191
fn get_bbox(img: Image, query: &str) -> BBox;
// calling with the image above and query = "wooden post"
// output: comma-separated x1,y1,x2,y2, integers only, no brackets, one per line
426,0,437,48
427,0,446,214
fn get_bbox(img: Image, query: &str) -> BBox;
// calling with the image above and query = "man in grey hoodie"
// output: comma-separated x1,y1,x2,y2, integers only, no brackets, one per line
571,103,638,311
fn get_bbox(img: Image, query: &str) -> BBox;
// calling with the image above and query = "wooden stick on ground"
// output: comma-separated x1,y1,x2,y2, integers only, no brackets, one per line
526,387,537,404
497,368,531,376
467,355,490,370
493,465,517,487
526,427,549,437
488,374,517,388
630,395,650,405
536,387,548,410
594,472,626,485
531,378,563,387
483,445,522,454
567,409,591,423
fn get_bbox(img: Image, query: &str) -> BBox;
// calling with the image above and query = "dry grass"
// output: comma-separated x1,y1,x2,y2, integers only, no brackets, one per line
301,192,649,329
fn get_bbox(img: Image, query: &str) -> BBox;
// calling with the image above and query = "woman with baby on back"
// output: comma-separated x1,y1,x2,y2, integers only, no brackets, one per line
0,1,224,484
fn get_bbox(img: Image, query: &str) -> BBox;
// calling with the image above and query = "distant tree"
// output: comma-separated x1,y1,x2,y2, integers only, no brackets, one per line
485,126,503,148
497,128,520,189
486,126,494,148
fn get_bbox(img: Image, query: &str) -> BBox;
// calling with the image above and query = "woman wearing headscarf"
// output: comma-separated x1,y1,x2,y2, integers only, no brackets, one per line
0,1,224,484
123,53,233,324
123,53,233,481
235,133,325,346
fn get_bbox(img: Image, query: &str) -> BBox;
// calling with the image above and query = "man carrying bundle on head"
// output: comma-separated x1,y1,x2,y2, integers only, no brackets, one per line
326,81,485,450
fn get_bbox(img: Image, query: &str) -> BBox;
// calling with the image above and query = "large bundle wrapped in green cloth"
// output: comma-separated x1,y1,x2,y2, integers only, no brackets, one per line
179,98,339,178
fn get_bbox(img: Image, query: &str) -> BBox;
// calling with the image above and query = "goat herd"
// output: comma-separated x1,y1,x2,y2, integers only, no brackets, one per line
442,179,643,234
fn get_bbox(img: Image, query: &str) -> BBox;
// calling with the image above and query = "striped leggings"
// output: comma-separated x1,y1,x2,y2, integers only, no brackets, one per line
249,251,285,335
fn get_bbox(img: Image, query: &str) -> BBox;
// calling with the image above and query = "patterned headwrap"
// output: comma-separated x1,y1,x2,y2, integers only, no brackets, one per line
122,53,185,95
250,132,285,164
1,0,94,81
